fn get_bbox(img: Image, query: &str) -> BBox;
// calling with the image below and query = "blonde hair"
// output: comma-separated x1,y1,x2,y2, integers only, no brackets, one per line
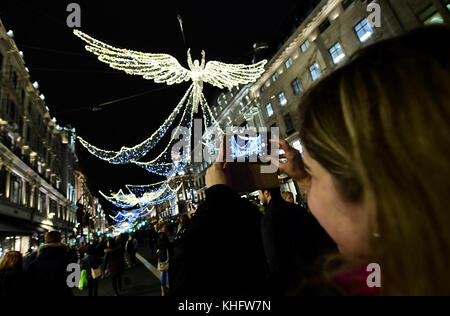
299,26,450,295
0,251,23,272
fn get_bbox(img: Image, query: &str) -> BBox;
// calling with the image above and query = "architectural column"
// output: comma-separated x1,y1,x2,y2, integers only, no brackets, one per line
5,167,11,199
388,0,422,31
379,0,406,36
313,36,334,71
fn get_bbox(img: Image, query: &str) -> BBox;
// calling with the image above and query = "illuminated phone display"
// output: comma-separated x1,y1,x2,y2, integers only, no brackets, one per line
229,133,269,161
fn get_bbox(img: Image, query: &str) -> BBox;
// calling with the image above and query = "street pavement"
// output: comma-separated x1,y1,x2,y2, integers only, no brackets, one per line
74,247,161,296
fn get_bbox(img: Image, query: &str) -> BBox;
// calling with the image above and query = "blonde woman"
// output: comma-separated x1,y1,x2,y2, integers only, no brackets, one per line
271,26,450,295
0,251,28,296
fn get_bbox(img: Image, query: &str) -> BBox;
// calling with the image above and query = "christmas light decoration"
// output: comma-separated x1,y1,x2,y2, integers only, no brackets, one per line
100,180,181,209
74,30,267,113
73,29,267,169
77,85,193,164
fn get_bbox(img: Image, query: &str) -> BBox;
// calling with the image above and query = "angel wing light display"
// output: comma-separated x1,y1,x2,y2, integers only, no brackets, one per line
73,30,267,168
73,30,267,228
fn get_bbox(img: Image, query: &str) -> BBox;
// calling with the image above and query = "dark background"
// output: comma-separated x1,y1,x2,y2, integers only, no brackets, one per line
0,0,317,213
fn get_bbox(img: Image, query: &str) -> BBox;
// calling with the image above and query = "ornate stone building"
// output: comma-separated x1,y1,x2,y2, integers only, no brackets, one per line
0,18,78,254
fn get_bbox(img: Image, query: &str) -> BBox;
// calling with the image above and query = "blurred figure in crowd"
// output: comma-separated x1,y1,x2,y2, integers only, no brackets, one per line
126,235,138,267
281,191,295,204
259,187,335,295
26,231,73,296
170,162,267,296
157,222,171,296
0,251,29,296
104,238,125,296
81,245,102,296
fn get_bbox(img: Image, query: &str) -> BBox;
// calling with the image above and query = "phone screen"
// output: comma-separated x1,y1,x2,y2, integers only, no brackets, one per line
228,133,270,162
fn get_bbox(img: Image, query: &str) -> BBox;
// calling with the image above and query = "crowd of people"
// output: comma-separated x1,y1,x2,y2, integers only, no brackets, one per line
1,25,450,296
0,230,141,296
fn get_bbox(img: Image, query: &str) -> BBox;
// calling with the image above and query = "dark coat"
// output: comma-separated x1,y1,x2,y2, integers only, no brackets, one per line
26,243,74,296
103,246,124,279
261,195,336,295
81,253,102,279
170,185,267,296
0,270,29,296
157,232,171,263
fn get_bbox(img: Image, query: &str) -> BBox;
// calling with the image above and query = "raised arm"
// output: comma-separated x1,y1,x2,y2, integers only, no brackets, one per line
201,50,206,69
187,48,194,70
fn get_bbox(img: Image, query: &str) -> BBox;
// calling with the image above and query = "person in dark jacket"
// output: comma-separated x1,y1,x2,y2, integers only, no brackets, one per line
125,235,138,267
103,238,125,296
0,251,29,296
80,245,102,296
148,224,158,256
26,231,74,296
259,187,336,295
23,248,37,272
170,162,267,296
157,222,171,296
68,246,78,265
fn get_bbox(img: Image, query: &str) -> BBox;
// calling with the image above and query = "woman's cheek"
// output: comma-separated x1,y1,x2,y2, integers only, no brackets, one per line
307,187,335,240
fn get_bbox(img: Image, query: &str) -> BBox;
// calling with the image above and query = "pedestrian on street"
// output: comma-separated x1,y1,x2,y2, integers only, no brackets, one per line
26,231,73,296
281,191,295,204
259,187,336,295
23,248,37,271
125,235,138,267
103,238,125,296
0,251,29,296
170,162,267,296
157,222,171,296
80,245,102,296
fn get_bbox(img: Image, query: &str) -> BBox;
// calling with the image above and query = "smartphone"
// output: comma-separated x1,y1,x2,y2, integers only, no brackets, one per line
225,132,271,163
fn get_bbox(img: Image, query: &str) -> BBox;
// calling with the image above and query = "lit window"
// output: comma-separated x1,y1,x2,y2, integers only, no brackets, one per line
284,114,295,135
329,42,346,64
266,103,274,117
319,19,331,33
419,5,444,25
300,40,310,53
278,92,288,107
309,62,322,81
354,18,374,43
291,78,302,95
342,0,355,10
285,57,293,69
291,140,304,155
272,72,279,83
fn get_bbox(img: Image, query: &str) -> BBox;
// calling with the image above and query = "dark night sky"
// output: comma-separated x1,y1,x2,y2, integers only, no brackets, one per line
0,0,314,213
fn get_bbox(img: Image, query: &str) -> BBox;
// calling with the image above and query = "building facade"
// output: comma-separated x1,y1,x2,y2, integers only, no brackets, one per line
75,171,108,241
191,0,450,204
0,18,79,254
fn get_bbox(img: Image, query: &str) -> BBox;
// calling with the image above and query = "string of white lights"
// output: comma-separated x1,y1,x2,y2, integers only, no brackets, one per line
77,84,194,164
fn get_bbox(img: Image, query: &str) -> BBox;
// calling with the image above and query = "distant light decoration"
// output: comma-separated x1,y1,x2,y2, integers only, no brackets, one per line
101,180,181,209
109,206,156,235
73,29,266,169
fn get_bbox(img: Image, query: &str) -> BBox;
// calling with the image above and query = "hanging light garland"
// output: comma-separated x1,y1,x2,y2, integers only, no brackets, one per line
78,84,193,164
73,29,267,168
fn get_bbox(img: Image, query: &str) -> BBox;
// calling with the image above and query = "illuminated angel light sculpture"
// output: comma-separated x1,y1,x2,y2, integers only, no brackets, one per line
73,30,267,165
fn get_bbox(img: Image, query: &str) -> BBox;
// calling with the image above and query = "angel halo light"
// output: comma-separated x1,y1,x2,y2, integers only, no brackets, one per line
73,30,267,169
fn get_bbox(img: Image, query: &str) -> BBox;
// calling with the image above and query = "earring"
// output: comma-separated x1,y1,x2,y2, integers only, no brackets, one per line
373,233,381,239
